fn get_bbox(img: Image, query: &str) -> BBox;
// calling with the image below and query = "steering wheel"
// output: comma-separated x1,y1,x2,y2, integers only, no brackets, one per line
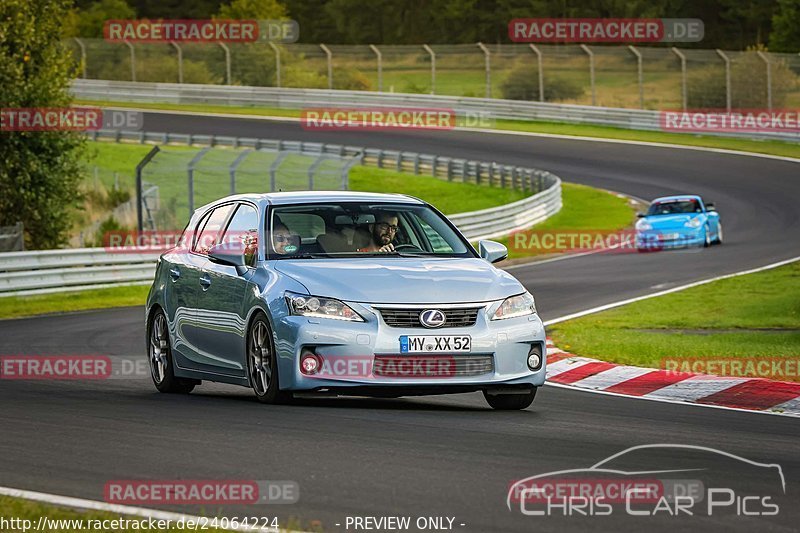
393,244,424,252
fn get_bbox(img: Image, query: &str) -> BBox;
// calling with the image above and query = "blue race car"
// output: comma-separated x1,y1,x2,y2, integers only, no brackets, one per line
635,195,722,251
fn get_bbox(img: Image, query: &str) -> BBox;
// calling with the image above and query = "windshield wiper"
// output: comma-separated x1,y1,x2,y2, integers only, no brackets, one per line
275,253,329,259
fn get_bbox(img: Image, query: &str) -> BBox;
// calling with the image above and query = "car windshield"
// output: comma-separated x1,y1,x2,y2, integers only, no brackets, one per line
646,199,703,216
267,202,473,259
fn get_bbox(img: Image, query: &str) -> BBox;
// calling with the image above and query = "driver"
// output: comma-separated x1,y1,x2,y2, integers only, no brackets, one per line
357,212,399,253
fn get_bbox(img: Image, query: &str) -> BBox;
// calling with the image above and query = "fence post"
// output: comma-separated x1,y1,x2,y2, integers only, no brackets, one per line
269,152,289,192
756,51,772,111
170,41,183,84
580,44,595,106
229,149,252,195
268,42,281,87
308,154,328,190
423,44,436,94
529,44,544,102
628,45,644,109
73,38,87,79
477,42,491,98
320,44,333,89
342,152,361,190
671,47,688,111
187,147,211,217
135,146,160,233
219,43,232,85
370,44,382,92
124,40,136,82
716,49,731,112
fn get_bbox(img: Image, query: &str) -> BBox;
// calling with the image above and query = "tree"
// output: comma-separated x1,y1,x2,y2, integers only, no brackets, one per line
770,0,800,52
218,0,288,19
67,0,136,38
0,0,86,249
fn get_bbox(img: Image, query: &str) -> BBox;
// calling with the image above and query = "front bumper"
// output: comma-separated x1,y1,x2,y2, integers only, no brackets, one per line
273,301,547,392
636,229,704,249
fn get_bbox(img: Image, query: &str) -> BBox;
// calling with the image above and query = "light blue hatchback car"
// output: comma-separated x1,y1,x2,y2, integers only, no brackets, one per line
146,192,546,409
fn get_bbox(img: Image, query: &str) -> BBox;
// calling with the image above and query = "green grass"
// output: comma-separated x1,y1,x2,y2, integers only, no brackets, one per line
0,285,149,320
78,99,800,160
0,496,318,532
498,182,637,260
549,262,800,379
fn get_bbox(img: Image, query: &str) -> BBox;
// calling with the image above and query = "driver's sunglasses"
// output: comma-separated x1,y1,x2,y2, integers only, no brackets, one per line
376,222,399,232
273,235,291,243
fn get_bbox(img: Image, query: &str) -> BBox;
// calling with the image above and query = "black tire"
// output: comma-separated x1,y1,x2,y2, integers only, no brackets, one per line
703,226,711,248
484,388,537,410
713,222,723,245
148,309,197,394
247,313,292,404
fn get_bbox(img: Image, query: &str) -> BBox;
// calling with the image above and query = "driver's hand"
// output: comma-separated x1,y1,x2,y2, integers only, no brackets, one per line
378,243,395,253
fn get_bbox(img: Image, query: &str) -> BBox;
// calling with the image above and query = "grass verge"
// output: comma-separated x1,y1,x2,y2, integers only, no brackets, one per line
0,495,318,532
0,285,149,320
549,261,800,381
78,99,800,160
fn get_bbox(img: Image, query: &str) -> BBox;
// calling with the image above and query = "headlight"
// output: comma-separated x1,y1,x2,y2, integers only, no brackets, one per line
285,292,364,321
636,220,652,231
685,217,703,228
491,292,536,321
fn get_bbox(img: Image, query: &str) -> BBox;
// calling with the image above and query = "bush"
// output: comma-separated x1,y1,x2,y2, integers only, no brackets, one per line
687,48,798,109
333,69,372,91
500,64,584,102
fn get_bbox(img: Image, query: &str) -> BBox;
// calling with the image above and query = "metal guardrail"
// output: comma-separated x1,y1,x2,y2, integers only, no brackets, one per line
1,131,561,296
73,80,800,142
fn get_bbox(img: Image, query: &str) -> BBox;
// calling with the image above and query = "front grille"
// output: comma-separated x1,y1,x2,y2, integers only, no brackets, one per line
373,355,494,378
378,307,482,328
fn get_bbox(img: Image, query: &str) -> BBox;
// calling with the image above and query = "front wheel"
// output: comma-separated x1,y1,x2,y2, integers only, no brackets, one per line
484,388,537,410
247,314,291,404
713,222,723,244
703,226,711,248
148,310,197,394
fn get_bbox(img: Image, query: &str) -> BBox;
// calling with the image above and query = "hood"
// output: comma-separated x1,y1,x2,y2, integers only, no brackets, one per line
273,257,523,304
643,214,704,230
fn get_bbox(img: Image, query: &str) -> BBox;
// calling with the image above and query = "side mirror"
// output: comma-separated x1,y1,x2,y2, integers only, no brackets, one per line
705,202,716,212
478,240,508,264
636,212,646,218
209,243,247,275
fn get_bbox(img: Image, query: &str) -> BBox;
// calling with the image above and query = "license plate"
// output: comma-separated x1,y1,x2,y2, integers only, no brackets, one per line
399,335,471,353
659,233,680,240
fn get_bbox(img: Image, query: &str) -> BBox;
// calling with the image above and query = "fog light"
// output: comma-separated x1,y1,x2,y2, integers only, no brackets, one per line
300,352,320,375
527,344,543,371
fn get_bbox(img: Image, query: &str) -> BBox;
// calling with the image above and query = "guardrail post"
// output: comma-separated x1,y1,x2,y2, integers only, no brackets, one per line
716,49,732,112
135,146,161,232
671,47,688,111
446,159,453,181
187,147,211,217
73,38,87,79
377,149,384,168
395,152,403,171
124,40,136,81
423,44,436,94
431,155,438,177
320,44,333,89
477,42,491,98
219,43,232,85
413,153,420,175
269,152,289,192
628,45,644,109
170,41,183,84
580,44,595,106
370,44,382,92
529,44,544,102
757,51,772,111
229,149,252,194
268,42,281,88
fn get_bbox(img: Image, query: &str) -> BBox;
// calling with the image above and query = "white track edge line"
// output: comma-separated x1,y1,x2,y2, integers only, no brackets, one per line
102,107,800,164
0,486,307,533
543,255,800,326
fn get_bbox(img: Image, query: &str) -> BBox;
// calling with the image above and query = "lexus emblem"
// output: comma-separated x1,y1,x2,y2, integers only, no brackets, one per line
419,309,446,328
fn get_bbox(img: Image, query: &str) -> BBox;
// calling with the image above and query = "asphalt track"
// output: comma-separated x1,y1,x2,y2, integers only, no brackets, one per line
1,113,799,532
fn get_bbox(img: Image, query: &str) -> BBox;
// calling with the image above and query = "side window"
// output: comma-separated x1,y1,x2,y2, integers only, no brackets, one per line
220,204,260,267
193,204,235,255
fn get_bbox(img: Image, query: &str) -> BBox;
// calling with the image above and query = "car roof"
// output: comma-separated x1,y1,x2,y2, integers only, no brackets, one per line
194,191,425,215
651,194,702,203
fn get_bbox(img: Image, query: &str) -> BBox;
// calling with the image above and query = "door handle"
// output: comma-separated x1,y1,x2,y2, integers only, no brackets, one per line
199,274,212,290
169,267,180,281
